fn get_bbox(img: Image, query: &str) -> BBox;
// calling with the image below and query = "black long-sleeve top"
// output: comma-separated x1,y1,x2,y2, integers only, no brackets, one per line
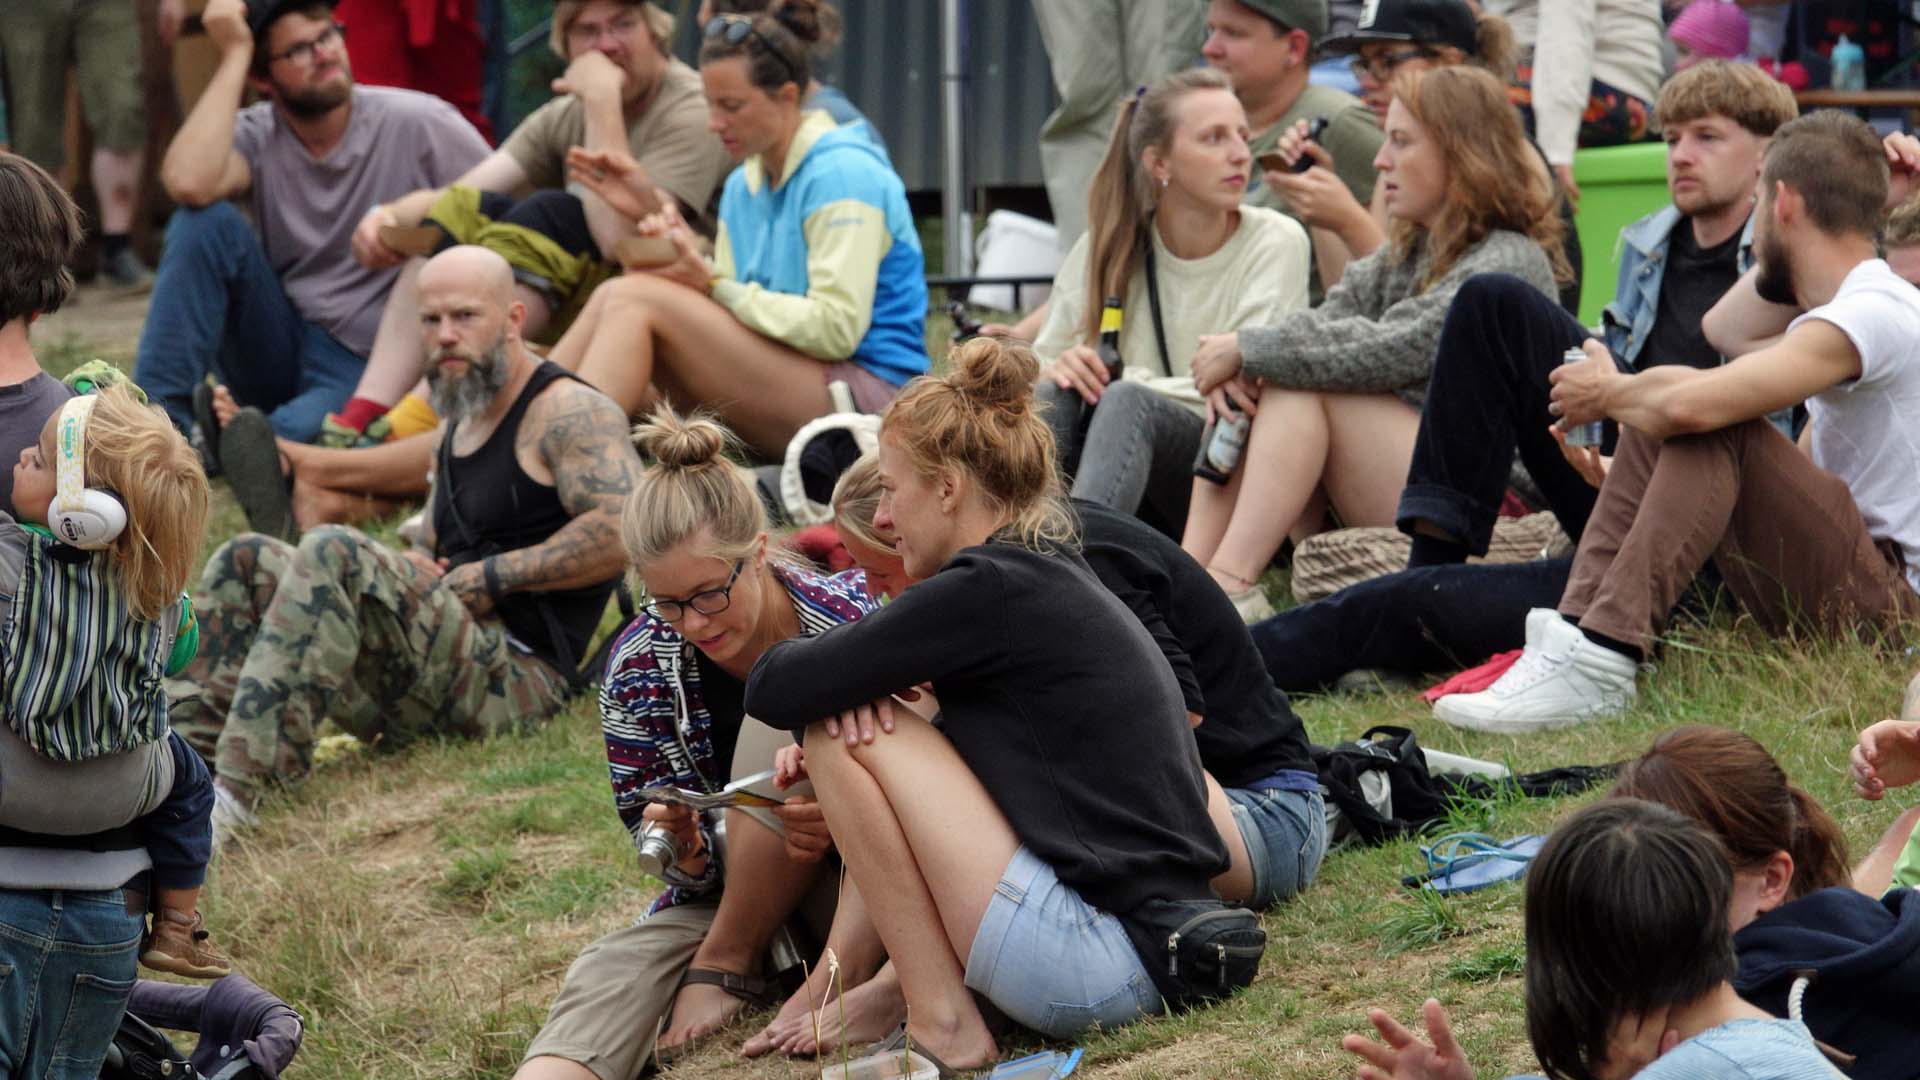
1074,501,1315,789
745,541,1227,920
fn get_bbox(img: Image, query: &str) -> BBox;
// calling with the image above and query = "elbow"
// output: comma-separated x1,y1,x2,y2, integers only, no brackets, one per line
1653,398,1714,439
161,169,218,209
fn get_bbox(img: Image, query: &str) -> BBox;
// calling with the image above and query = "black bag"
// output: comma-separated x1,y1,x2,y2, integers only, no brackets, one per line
1311,725,1452,845
1123,897,1267,1008
102,1012,195,1079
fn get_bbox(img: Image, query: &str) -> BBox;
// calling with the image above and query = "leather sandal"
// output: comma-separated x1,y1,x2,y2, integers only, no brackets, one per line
653,967,779,1066
863,1021,970,1079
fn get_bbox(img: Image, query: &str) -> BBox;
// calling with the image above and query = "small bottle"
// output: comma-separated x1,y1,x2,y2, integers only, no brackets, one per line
1193,399,1250,484
1831,34,1866,92
1560,347,1604,448
1095,297,1124,381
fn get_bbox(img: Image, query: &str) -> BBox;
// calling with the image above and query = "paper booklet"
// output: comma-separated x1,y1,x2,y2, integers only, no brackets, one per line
637,768,785,811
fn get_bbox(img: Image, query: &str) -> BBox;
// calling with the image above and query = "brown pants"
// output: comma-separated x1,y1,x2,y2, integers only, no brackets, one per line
1563,419,1920,649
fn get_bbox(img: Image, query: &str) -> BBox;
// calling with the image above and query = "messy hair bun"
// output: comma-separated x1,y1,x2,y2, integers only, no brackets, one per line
621,405,767,580
880,338,1075,552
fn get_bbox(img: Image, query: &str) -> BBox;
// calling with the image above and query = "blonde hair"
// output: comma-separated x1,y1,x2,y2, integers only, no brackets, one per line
829,452,890,553
75,385,210,622
1387,65,1571,289
1081,68,1235,344
1887,192,1920,250
1655,58,1799,138
550,0,674,58
879,338,1075,551
619,406,768,594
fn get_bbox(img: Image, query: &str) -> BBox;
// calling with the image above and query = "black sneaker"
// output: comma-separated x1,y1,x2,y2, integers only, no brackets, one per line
100,248,154,293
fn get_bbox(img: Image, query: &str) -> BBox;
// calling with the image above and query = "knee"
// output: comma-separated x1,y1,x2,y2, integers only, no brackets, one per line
294,524,373,580
162,201,251,252
1453,272,1543,321
206,533,274,589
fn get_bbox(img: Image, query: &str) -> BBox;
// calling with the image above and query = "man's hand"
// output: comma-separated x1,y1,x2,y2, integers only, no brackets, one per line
1189,332,1245,396
1852,717,1920,800
402,549,449,580
1043,344,1112,405
441,561,495,618
1547,338,1617,427
351,205,407,270
567,146,662,221
1592,1007,1679,1080
1885,131,1920,210
158,0,186,46
201,0,254,53
773,797,833,864
1549,424,1610,489
1340,999,1476,1080
552,49,628,105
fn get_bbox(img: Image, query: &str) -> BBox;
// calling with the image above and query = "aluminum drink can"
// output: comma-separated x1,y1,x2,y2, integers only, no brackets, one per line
1560,347,1604,448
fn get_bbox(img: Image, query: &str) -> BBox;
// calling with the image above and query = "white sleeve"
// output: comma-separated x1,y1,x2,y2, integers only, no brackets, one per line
1794,275,1920,390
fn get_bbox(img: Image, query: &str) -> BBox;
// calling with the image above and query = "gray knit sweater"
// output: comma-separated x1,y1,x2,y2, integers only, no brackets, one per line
1239,229,1558,408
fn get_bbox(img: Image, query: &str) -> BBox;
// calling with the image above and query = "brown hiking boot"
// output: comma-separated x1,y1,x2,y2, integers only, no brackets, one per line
140,909,231,979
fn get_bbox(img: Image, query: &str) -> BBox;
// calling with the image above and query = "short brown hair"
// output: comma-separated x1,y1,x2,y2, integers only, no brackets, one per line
550,1,673,59
1762,109,1888,238
0,154,83,327
1886,192,1920,249
1655,59,1798,137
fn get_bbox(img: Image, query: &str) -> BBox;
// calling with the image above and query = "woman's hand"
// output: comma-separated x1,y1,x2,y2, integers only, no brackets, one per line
1885,131,1920,210
1851,717,1920,800
1204,374,1261,422
823,696,898,746
647,226,716,294
1549,424,1611,489
773,743,808,788
640,801,706,869
1189,332,1246,396
773,796,833,864
1044,344,1112,405
567,146,663,221
1340,999,1476,1080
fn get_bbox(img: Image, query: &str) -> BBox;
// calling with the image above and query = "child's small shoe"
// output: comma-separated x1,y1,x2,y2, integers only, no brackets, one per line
140,909,231,979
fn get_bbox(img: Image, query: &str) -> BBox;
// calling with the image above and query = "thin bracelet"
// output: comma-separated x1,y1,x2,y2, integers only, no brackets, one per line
482,556,505,603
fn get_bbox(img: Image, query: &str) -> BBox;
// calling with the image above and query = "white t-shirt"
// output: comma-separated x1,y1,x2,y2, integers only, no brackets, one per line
1791,259,1920,593
1034,206,1310,412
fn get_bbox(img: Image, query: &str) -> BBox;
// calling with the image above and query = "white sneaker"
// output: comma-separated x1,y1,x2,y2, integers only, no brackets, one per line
1433,609,1639,734
1227,584,1276,624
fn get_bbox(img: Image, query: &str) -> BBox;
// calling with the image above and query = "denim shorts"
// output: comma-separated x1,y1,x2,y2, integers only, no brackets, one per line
1225,786,1328,909
964,845,1163,1038
0,888,143,1079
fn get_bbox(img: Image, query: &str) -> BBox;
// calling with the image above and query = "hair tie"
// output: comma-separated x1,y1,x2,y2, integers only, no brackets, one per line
1130,84,1147,105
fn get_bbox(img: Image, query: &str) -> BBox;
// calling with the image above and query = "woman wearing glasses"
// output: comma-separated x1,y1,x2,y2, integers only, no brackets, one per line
556,0,927,461
514,404,877,1080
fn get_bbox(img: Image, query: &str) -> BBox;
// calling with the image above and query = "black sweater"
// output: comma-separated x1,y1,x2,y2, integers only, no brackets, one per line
1075,501,1315,789
745,541,1227,918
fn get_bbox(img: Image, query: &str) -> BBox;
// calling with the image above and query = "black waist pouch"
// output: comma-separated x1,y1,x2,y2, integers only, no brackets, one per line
1122,897,1266,1008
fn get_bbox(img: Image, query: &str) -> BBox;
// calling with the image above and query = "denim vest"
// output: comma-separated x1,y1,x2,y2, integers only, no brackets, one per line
1600,205,1756,369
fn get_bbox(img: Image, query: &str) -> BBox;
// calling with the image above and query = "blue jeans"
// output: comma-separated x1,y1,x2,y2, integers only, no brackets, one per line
1224,786,1328,909
0,888,142,1079
133,202,366,443
964,845,1162,1038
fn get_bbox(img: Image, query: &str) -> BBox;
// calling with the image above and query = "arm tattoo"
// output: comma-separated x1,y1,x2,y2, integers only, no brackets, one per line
495,384,641,594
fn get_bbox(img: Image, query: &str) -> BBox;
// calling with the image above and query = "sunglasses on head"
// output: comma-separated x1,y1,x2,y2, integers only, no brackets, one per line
703,15,799,85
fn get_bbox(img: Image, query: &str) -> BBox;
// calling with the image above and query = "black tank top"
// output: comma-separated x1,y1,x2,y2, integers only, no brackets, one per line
429,361,615,673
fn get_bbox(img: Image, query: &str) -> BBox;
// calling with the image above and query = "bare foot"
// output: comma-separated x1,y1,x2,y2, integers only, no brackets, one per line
211,384,240,427
657,980,753,1056
777,970,905,1058
899,1007,998,1073
742,983,821,1059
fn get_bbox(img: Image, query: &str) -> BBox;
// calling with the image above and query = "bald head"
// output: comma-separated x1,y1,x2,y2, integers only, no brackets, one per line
420,244,516,305
416,246,529,420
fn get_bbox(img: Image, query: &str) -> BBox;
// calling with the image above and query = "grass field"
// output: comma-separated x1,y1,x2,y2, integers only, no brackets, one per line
40,316,1920,1078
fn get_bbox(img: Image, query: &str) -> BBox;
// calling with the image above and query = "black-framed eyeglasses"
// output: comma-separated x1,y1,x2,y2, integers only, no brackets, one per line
704,15,800,86
269,21,345,67
1348,47,1429,83
644,559,745,622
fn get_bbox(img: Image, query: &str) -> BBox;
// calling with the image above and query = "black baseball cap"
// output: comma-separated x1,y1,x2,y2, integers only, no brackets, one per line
1321,0,1477,56
247,0,339,43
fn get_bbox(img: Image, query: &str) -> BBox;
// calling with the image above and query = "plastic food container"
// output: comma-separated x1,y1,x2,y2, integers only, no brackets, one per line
820,1048,942,1080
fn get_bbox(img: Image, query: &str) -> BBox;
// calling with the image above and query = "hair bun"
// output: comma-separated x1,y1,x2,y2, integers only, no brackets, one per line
947,337,1040,412
770,0,833,46
632,404,732,469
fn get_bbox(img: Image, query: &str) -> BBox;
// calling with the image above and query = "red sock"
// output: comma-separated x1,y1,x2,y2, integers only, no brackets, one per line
335,396,388,432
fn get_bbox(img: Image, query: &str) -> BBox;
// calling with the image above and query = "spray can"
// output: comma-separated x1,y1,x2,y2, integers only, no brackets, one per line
1560,347,1604,448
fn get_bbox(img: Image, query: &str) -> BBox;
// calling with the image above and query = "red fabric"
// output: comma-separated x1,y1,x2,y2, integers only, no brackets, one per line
1421,650,1523,704
337,0,493,142
1497,489,1532,519
786,525,855,574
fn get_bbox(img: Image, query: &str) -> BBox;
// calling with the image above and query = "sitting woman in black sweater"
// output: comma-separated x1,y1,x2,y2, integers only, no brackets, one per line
744,339,1238,1071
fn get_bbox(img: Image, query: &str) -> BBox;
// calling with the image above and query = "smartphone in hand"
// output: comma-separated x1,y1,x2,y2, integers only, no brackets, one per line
1259,116,1332,176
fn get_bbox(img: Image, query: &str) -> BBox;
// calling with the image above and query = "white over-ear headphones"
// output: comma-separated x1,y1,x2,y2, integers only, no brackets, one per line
48,394,127,550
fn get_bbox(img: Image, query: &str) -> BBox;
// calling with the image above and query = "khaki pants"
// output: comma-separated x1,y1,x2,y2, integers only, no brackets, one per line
1563,419,1920,648
0,0,147,170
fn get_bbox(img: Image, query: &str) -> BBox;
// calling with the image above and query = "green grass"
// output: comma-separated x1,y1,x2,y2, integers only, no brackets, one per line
49,321,1918,1077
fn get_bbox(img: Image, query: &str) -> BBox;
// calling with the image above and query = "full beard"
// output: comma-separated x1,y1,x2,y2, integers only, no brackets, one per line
1754,234,1798,306
276,76,351,120
427,339,512,424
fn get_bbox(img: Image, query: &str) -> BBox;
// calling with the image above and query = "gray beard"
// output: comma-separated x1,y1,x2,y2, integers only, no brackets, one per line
427,341,512,424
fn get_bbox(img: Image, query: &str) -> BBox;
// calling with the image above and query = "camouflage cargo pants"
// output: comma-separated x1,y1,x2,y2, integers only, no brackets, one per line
168,526,573,797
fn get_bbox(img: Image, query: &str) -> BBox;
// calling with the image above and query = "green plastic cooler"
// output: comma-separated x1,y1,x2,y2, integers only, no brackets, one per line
1570,142,1671,327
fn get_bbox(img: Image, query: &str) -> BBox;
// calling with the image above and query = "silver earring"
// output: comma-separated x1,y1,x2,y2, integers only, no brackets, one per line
1160,176,1169,189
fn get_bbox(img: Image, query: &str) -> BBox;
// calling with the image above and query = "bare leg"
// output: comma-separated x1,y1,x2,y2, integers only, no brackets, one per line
744,876,894,1058
657,809,827,1052
1205,773,1255,904
350,259,428,407
804,713,1015,1069
279,433,435,498
1853,804,1920,897
1207,391,1419,585
510,1058,599,1080
91,147,142,236
1181,459,1246,571
557,274,832,456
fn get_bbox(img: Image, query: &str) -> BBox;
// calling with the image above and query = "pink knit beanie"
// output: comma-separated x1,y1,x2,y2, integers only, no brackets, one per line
1670,0,1751,60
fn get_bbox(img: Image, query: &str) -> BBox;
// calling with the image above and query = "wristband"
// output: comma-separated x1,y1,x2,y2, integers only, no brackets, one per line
482,556,505,603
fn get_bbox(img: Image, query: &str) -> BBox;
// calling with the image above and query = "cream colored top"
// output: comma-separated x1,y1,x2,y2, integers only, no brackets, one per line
1034,205,1310,411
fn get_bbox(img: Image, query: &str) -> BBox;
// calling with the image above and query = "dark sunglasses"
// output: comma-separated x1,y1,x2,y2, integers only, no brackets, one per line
703,15,800,86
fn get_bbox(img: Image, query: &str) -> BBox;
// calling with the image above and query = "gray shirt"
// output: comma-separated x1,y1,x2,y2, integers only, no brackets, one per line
0,514,170,889
0,372,71,511
233,86,490,357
